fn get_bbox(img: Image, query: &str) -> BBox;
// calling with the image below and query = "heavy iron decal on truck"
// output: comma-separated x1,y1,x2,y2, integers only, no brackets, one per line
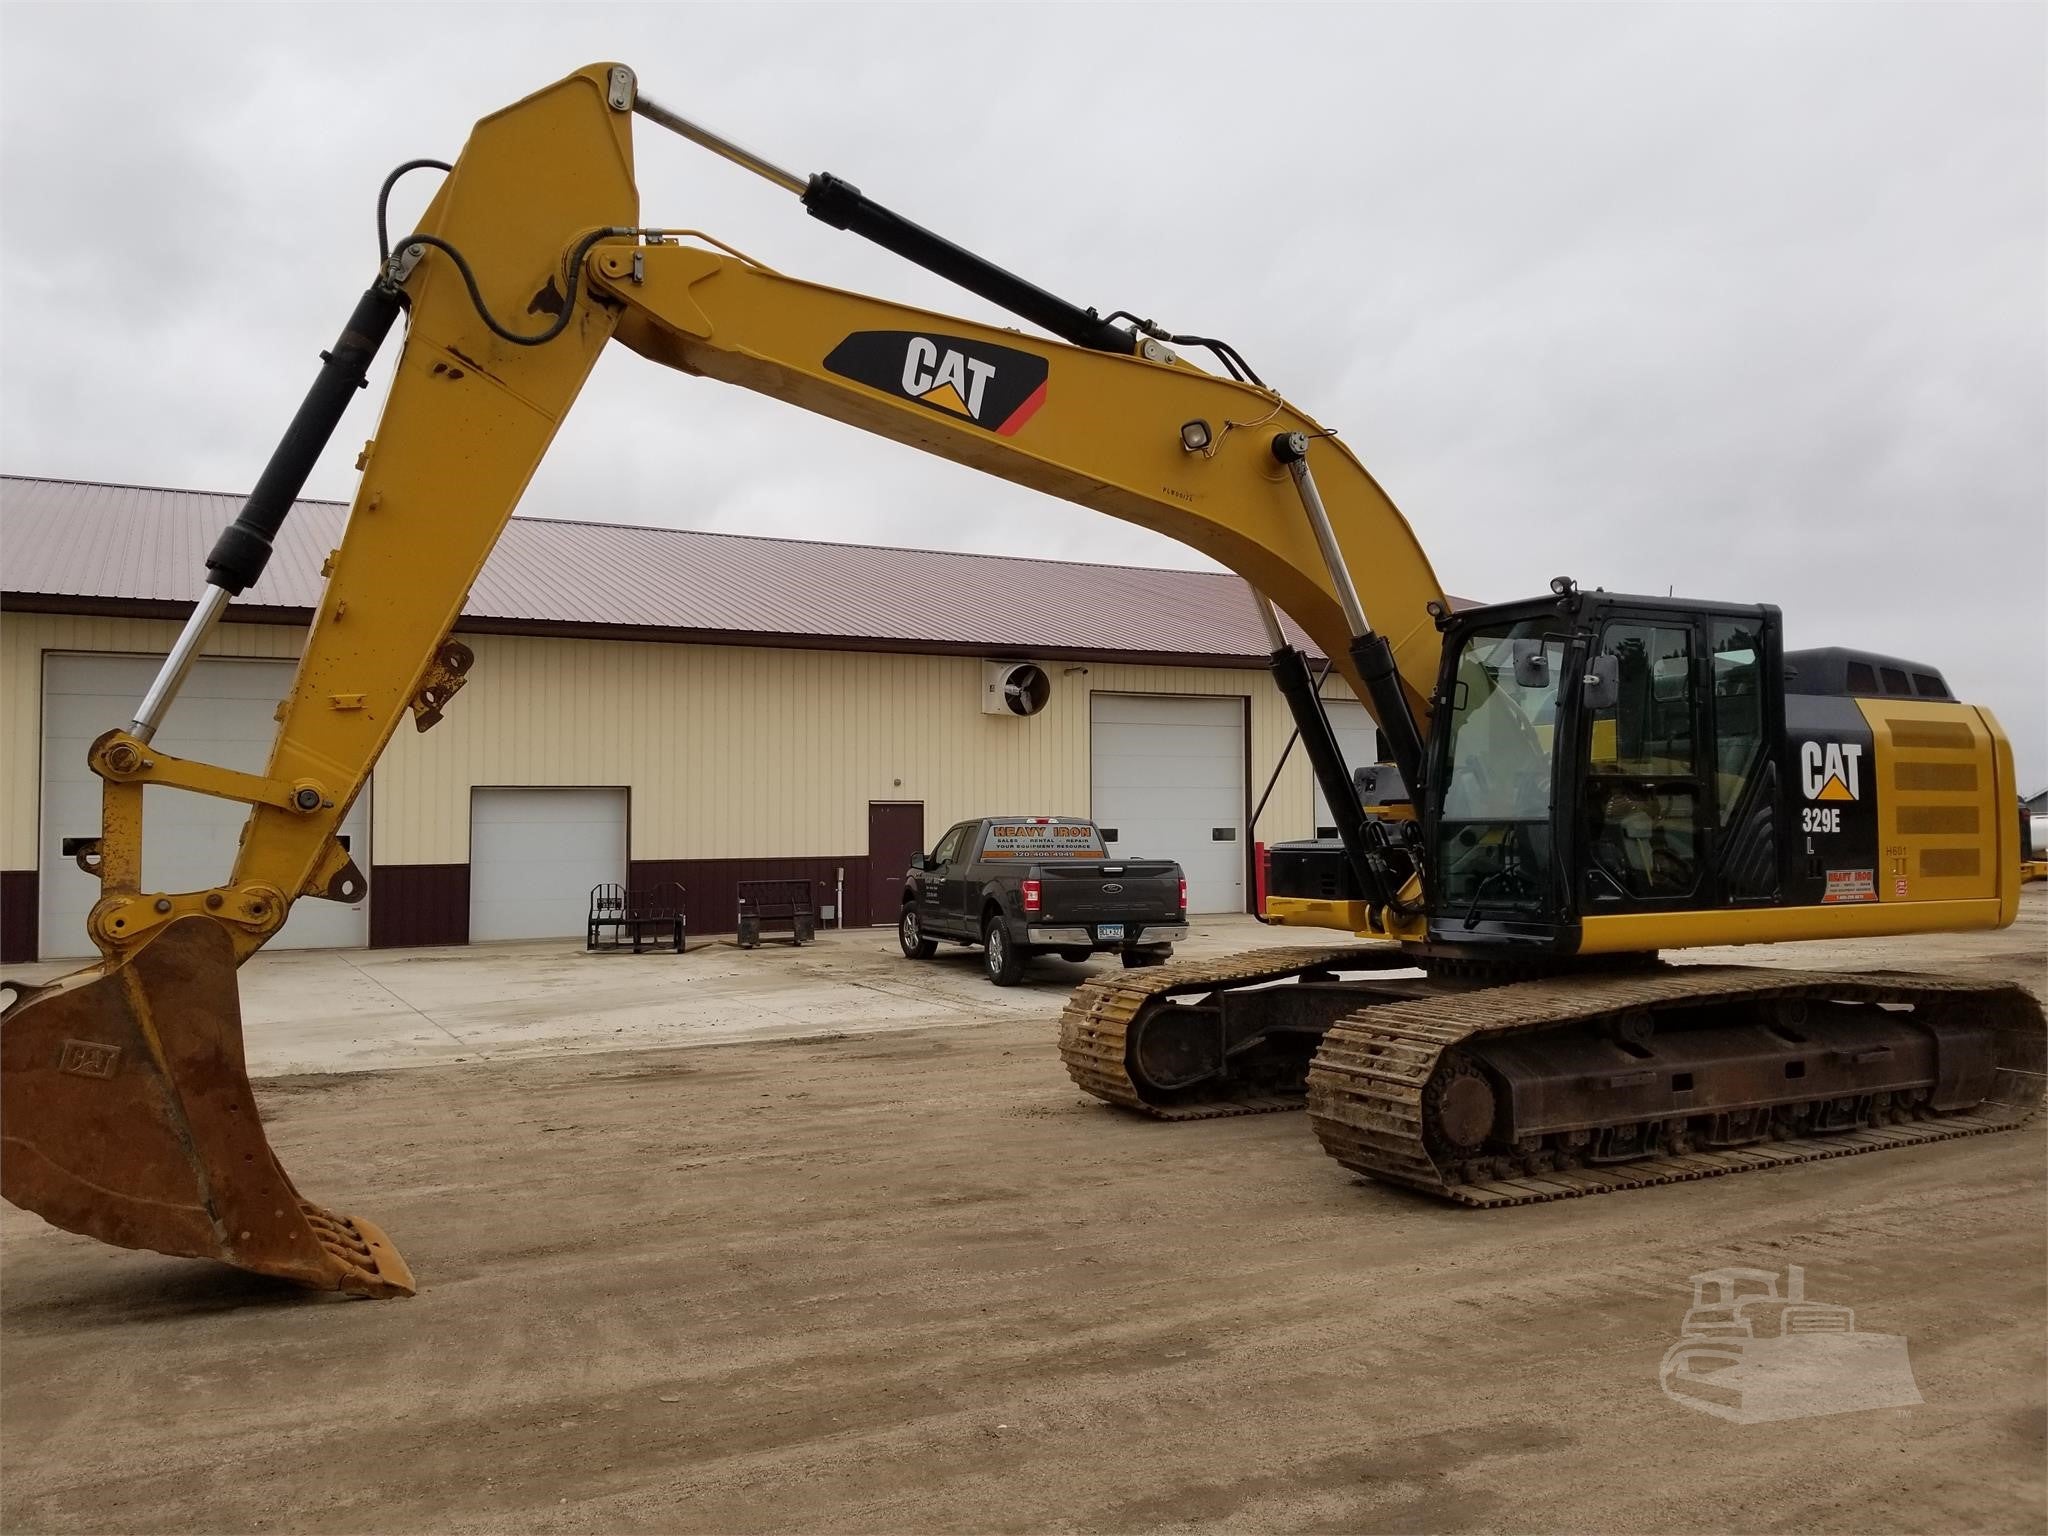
824,331,1049,436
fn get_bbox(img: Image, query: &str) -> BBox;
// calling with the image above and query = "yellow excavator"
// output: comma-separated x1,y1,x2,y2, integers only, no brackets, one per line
2,64,2039,1296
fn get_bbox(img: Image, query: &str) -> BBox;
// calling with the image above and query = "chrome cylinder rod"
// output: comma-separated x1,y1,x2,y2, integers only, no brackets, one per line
1271,432,1369,639
1269,432,1428,792
130,584,231,744
632,93,806,196
1249,585,1289,652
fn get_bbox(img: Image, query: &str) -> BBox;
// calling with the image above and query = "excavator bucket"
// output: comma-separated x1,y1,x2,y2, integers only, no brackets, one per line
1,917,412,1296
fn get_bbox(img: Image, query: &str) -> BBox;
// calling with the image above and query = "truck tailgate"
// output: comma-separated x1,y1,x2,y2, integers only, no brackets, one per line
1038,862,1180,921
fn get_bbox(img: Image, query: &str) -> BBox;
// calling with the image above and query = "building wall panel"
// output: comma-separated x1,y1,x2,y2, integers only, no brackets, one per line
1,869,36,963
367,863,470,948
2,614,1330,926
374,638,1323,867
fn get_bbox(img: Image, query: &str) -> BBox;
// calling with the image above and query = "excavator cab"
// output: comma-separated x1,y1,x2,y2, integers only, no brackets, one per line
1422,587,1788,952
1261,583,1792,954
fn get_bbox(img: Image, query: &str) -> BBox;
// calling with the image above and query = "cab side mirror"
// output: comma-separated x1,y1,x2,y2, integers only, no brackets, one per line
1582,654,1620,712
909,854,930,872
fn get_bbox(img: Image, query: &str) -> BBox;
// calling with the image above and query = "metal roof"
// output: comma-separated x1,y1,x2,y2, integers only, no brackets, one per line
0,475,1369,663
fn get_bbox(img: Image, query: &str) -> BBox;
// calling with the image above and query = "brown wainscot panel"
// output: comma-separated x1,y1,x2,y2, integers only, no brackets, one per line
1,870,36,964
630,856,874,934
368,863,470,948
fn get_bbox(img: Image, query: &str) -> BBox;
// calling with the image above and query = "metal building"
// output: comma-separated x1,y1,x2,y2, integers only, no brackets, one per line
0,476,1359,961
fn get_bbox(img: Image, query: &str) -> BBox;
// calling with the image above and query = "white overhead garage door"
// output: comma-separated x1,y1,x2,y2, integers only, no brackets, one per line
469,787,628,941
1090,693,1244,914
39,653,370,958
1312,698,1380,837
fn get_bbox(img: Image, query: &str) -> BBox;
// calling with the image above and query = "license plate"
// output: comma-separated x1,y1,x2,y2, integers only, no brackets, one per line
1097,923,1125,942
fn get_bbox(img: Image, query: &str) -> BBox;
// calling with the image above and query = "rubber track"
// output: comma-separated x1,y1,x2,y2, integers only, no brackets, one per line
1057,946,1415,1119
1306,964,2047,1206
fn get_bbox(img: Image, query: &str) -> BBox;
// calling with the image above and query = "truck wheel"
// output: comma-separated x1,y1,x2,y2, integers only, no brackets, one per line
1122,948,1169,968
1058,948,1093,964
983,916,1025,986
899,906,937,960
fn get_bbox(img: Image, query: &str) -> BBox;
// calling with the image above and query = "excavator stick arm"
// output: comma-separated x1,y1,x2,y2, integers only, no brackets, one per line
0,64,637,1295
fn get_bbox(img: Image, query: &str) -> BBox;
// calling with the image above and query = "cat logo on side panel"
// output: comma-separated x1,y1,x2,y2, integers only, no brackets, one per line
1800,741,1862,802
824,331,1049,436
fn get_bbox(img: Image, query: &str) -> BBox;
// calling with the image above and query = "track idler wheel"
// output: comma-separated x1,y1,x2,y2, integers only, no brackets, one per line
1128,1004,1226,1093
1423,1054,1500,1162
1,917,413,1296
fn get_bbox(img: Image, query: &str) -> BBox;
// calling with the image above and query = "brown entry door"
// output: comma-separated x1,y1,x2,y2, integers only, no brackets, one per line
867,802,926,926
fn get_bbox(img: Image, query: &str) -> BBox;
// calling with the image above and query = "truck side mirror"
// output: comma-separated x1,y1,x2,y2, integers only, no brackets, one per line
909,854,930,872
1582,654,1620,713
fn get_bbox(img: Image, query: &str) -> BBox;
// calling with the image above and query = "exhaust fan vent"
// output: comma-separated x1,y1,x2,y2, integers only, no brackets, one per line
982,660,1051,717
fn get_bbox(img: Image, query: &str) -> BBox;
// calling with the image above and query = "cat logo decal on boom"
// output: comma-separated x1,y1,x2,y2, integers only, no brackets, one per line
1800,740,1863,802
824,331,1049,436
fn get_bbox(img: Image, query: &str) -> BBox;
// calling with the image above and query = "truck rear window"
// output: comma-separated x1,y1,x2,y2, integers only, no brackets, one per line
980,821,1106,859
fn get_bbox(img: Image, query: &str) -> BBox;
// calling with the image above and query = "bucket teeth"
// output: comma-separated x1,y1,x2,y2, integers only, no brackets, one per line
1,917,414,1297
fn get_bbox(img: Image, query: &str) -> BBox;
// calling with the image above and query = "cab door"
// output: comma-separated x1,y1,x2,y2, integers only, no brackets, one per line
1702,615,1781,902
1576,608,1781,916
922,823,971,935
943,822,986,933
1578,615,1710,912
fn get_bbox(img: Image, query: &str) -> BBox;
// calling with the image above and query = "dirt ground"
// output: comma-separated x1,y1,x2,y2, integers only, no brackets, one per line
3,900,2044,1535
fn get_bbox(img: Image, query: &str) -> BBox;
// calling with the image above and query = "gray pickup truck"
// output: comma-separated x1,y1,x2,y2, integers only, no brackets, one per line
898,816,1187,985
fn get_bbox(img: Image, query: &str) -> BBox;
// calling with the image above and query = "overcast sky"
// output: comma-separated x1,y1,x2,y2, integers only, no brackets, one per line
3,3,2043,785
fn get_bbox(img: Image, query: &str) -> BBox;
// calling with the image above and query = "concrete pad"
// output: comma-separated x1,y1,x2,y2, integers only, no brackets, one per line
1,915,1324,1078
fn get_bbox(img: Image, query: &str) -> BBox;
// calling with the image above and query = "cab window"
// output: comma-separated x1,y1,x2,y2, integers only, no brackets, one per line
1434,619,1566,916
931,824,970,867
1584,621,1700,901
1589,623,1696,776
1710,619,1765,821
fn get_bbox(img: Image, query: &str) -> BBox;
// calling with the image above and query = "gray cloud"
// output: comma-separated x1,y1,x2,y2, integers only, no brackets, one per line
3,2,2041,784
